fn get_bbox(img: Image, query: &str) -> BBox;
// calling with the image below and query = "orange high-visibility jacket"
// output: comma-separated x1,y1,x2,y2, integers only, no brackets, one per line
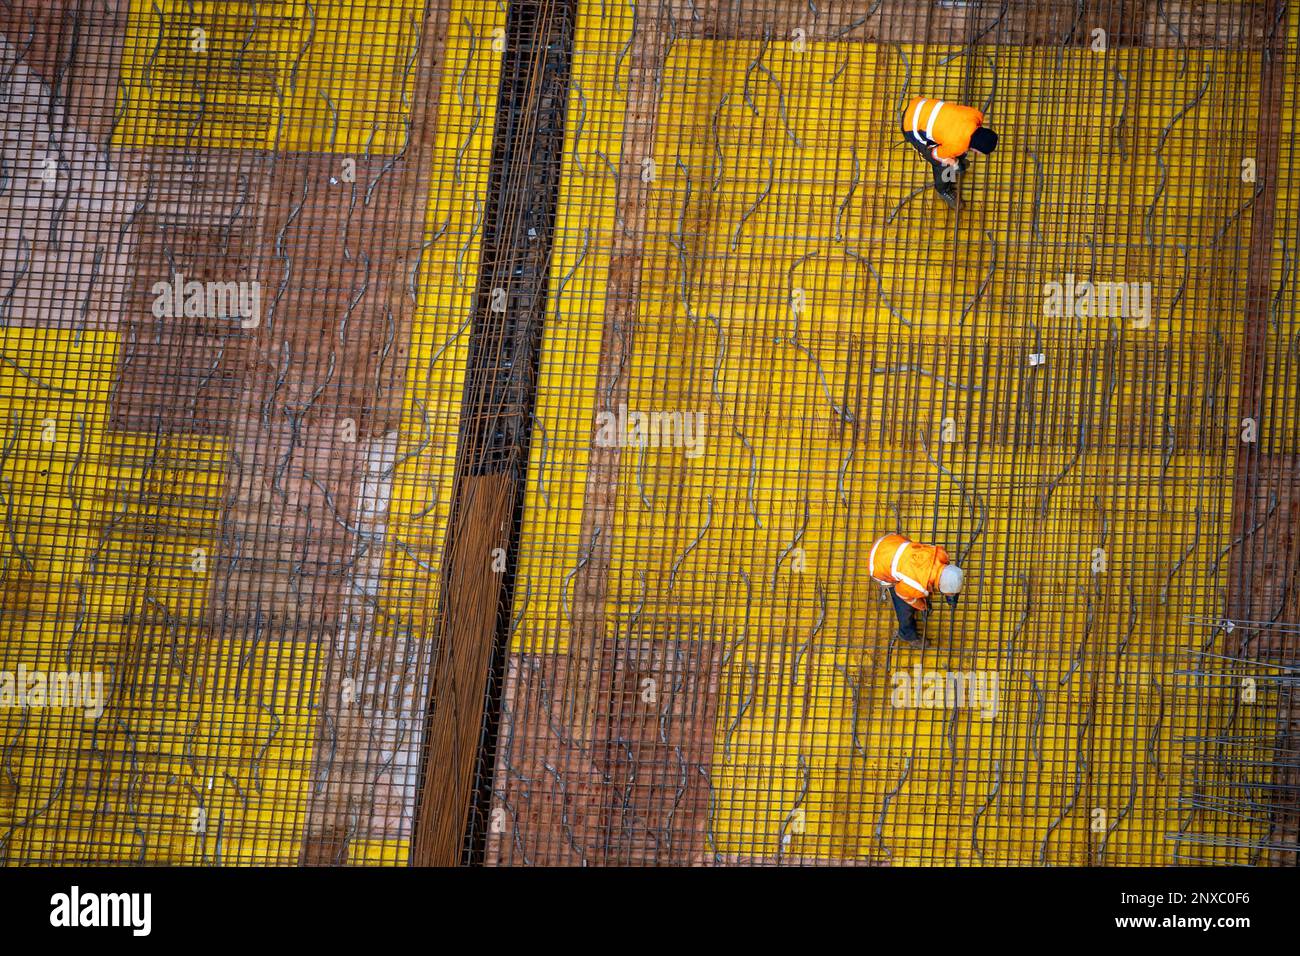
869,533,952,611
904,96,985,164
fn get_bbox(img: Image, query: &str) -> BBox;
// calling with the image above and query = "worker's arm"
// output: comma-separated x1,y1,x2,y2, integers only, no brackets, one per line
933,132,973,162
895,581,930,611
931,145,962,165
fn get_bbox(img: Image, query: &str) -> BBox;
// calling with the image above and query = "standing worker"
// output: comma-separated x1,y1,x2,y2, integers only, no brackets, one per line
869,532,965,646
901,96,998,208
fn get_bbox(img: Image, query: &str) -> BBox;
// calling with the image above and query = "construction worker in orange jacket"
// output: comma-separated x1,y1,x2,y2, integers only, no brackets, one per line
869,532,965,646
901,96,998,209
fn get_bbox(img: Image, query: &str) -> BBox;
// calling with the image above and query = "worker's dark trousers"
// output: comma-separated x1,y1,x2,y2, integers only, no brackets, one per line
903,128,959,195
890,588,921,643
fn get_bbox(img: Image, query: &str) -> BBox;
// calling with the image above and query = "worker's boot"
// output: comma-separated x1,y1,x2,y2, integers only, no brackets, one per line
897,626,924,647
936,185,960,210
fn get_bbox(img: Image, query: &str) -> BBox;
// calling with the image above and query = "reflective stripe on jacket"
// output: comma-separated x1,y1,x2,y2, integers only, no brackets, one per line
904,96,984,163
869,533,951,611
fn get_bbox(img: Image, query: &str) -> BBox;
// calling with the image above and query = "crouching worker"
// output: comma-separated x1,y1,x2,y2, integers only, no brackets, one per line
901,96,998,208
868,532,964,646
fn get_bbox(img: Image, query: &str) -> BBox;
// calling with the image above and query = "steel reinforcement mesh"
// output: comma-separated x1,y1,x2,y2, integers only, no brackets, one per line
1,0,1298,867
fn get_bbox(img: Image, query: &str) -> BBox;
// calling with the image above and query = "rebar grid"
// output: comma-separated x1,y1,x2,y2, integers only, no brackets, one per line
0,0,1296,867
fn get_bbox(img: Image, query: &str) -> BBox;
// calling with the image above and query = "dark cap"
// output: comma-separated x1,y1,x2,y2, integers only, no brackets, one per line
970,126,998,154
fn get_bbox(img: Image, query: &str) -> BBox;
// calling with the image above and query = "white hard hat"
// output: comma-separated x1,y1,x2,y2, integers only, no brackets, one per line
938,565,965,595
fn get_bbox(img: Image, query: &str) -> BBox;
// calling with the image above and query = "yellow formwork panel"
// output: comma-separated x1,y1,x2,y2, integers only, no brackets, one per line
374,1,506,633
511,0,634,654
115,0,425,153
0,328,317,864
347,836,411,865
703,450,1241,864
8,634,318,865
508,28,1273,865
